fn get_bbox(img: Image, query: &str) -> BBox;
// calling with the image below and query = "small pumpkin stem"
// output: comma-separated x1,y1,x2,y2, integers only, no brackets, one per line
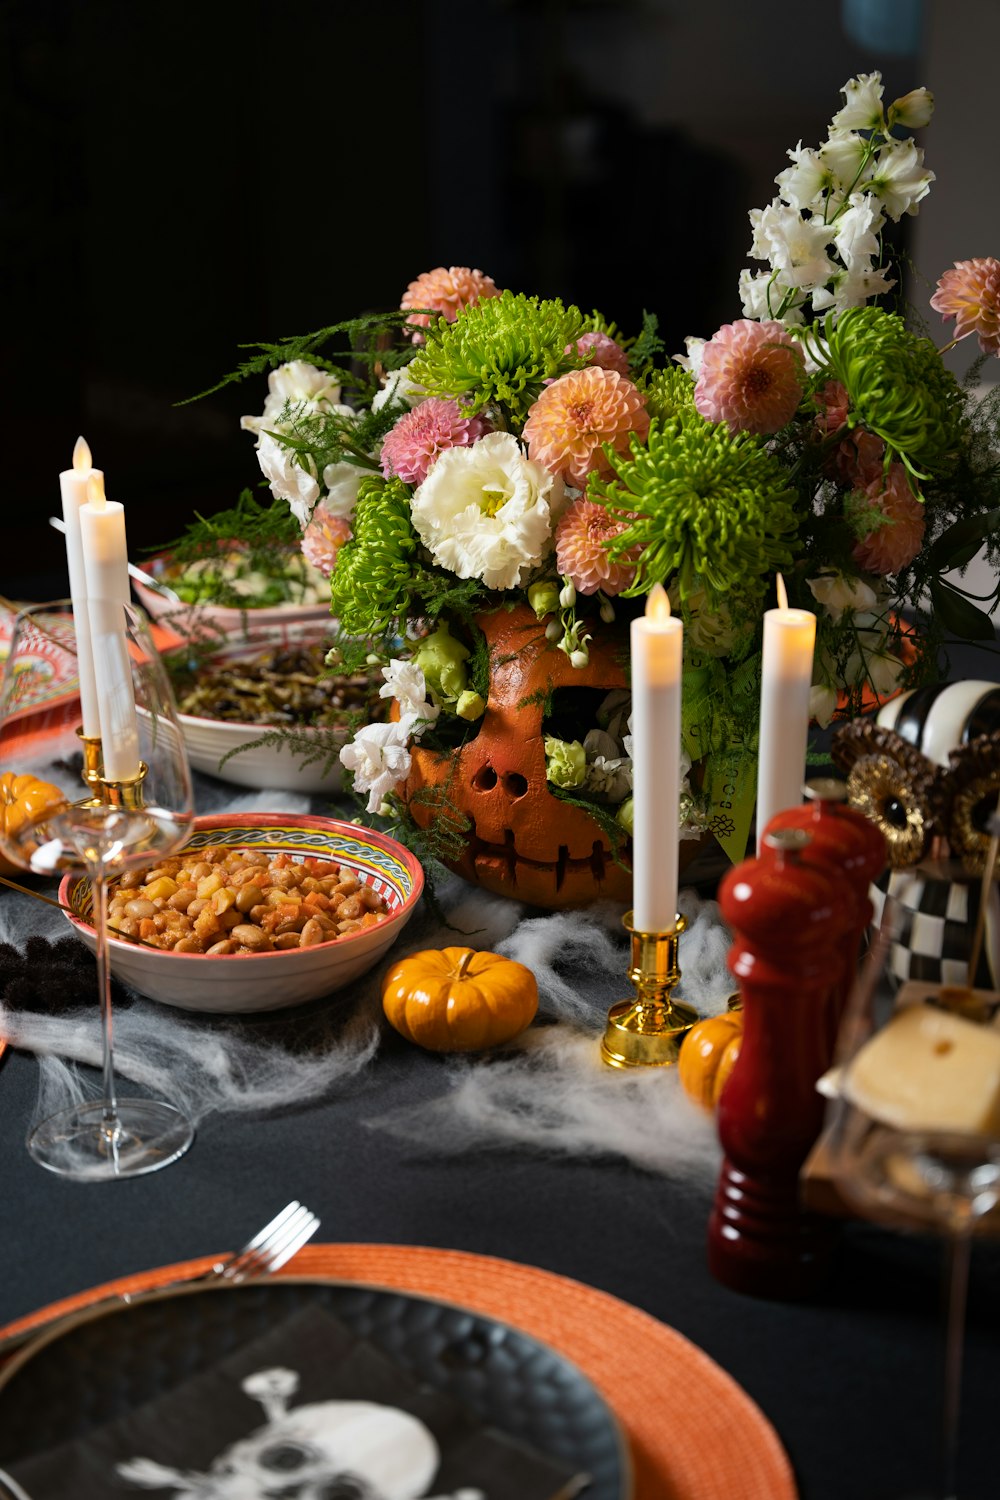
455,949,475,979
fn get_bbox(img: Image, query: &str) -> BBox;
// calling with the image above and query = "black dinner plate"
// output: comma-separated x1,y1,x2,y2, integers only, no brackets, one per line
0,1278,629,1498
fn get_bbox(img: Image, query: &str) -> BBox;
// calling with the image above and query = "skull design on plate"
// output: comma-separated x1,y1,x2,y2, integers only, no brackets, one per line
117,1366,485,1500
403,605,634,909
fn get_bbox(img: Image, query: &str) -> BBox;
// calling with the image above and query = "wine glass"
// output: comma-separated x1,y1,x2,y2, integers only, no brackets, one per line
0,599,197,1180
824,848,1000,1500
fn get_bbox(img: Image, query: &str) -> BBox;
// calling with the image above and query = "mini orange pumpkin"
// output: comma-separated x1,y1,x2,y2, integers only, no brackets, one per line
0,772,67,873
381,946,539,1052
678,1010,744,1110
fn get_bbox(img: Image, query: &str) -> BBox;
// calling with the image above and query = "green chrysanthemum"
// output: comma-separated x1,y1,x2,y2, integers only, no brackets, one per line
805,307,966,486
640,365,697,426
329,476,417,635
408,290,587,424
588,416,800,605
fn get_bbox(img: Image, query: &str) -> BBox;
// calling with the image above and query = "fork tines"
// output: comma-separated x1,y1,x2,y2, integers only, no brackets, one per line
221,1201,320,1283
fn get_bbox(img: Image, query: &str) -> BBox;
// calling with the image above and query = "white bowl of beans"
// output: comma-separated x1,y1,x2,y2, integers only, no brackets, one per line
58,813,424,1013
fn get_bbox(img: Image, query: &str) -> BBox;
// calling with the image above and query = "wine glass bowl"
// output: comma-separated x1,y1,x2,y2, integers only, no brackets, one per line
0,599,197,1180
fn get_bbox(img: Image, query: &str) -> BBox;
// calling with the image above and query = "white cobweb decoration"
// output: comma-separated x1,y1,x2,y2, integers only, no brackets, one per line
1,778,734,1183
366,886,733,1184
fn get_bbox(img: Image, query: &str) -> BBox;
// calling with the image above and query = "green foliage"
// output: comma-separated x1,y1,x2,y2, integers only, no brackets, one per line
408,290,587,426
152,488,300,562
627,311,666,377
180,312,419,406
549,785,632,870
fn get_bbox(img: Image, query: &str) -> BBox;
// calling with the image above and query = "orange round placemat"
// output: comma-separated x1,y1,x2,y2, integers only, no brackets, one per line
0,1243,796,1500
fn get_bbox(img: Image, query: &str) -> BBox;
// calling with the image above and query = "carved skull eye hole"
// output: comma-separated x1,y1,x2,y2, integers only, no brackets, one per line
542,687,613,743
259,1441,315,1471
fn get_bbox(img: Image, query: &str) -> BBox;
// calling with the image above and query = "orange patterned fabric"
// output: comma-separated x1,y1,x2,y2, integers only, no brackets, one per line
0,1243,797,1500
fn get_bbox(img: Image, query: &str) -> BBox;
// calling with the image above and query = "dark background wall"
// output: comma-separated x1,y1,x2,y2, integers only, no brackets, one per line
2,0,987,601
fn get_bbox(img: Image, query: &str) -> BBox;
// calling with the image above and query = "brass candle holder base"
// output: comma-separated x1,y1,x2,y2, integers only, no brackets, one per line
99,761,149,812
601,911,699,1068
76,730,106,806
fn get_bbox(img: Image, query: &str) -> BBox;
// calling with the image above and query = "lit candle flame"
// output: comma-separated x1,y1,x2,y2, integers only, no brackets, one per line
775,572,789,611
87,473,107,509
72,436,92,473
645,582,672,623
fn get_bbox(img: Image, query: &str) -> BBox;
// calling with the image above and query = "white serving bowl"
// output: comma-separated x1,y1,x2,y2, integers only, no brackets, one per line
59,813,424,1013
166,628,377,793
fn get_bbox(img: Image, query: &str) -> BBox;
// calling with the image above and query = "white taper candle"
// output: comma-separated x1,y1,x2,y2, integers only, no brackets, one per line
58,437,103,737
630,583,684,931
80,478,140,780
756,573,817,853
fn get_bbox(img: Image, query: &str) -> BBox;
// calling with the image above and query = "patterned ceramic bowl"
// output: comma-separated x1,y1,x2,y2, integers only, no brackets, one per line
59,813,423,1013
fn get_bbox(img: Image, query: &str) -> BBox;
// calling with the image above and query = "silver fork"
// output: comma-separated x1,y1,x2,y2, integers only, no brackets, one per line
0,1200,320,1359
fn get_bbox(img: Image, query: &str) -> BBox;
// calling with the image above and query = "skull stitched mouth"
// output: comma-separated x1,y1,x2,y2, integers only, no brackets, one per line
466,821,619,891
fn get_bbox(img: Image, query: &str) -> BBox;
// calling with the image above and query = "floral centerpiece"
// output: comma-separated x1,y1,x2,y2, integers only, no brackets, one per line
186,71,999,904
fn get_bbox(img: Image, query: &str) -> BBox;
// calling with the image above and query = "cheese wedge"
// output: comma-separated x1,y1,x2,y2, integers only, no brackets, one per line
844,1003,1000,1137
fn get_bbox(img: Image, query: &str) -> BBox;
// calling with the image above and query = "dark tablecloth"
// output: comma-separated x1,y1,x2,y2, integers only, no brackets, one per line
2,630,999,1500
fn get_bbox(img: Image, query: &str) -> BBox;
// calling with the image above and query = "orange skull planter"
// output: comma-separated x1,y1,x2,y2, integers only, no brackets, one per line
402,606,635,909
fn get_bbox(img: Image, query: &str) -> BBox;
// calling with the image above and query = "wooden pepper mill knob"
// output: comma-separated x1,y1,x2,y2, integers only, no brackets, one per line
707,827,848,1299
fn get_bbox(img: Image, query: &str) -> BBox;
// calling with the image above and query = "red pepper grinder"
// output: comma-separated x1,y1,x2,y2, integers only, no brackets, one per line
707,827,847,1299
764,779,887,1064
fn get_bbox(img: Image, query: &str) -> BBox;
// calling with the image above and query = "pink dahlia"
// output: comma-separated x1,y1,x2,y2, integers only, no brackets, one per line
835,427,886,487
815,379,850,437
694,320,805,435
930,257,1000,356
301,504,351,577
851,463,926,575
567,330,631,377
522,366,650,488
555,499,638,596
379,398,489,487
400,266,500,342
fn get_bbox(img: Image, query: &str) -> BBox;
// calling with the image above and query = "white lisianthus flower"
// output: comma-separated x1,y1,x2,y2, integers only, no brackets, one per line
807,571,879,622
255,431,320,527
339,719,415,813
830,71,885,133
240,360,344,435
833,192,884,264
585,756,632,803
410,431,564,590
775,142,832,212
321,460,365,520
866,139,934,221
379,659,439,731
371,367,428,413
887,87,934,131
749,202,838,292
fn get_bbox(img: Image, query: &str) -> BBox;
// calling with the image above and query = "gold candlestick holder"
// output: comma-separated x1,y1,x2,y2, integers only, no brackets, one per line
601,911,700,1068
76,730,106,805
98,761,149,812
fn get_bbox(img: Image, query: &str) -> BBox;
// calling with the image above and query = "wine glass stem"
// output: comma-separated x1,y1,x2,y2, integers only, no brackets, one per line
942,1224,972,1500
90,860,121,1135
